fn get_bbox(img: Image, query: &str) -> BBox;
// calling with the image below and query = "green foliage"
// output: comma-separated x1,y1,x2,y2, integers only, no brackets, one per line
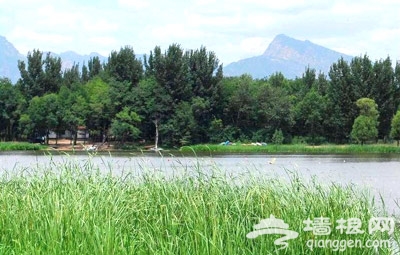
3,44,400,148
84,77,112,140
355,97,379,119
111,107,141,144
87,56,103,79
25,93,61,142
209,118,224,143
17,50,62,99
161,102,196,146
58,85,89,145
370,57,396,139
62,63,81,88
0,142,46,151
271,129,284,144
18,113,33,138
105,46,143,87
351,116,378,145
180,143,400,154
294,88,326,142
351,98,379,145
390,110,400,145
327,57,358,142
0,78,23,141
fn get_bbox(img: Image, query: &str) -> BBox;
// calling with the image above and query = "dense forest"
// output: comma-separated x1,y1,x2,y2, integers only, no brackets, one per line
1,44,400,147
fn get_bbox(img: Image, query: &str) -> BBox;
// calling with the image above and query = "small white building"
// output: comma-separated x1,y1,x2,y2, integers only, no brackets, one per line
47,126,89,140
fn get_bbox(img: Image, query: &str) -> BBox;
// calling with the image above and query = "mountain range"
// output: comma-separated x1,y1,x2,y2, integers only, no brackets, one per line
0,34,353,83
223,34,353,79
0,36,25,83
0,35,108,83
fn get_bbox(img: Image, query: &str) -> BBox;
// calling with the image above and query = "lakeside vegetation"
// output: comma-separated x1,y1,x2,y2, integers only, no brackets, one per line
0,142,46,151
180,143,400,155
0,158,396,254
3,139,400,155
1,46,400,149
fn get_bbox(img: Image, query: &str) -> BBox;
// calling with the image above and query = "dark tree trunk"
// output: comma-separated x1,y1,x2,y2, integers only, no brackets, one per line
73,130,78,146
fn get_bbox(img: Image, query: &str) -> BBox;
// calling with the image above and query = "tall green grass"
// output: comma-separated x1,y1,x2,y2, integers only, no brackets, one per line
180,143,400,154
0,142,46,151
0,157,397,254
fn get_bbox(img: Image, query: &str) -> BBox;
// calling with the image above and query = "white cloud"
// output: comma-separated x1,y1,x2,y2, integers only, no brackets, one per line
239,37,271,56
118,0,149,9
88,36,119,55
9,26,73,54
83,19,119,33
1,0,400,64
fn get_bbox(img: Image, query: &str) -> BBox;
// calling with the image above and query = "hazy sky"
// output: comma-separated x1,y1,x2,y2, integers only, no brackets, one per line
1,0,399,65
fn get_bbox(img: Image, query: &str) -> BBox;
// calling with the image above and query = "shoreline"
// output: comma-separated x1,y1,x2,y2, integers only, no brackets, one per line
2,142,400,156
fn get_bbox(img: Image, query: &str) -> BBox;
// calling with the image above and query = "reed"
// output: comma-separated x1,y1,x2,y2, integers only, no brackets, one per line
0,156,396,254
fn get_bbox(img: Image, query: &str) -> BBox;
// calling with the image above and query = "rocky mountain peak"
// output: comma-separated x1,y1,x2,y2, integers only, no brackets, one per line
224,34,353,79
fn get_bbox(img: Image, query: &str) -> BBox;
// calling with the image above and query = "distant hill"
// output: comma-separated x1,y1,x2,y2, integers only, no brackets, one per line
57,51,108,70
1,34,353,83
0,35,108,84
0,36,25,83
223,34,353,79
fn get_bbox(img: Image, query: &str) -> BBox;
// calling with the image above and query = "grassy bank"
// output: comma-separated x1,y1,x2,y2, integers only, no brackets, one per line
0,158,396,254
0,142,47,151
180,143,400,155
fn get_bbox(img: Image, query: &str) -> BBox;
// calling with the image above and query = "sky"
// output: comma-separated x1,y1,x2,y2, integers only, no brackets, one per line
1,0,400,65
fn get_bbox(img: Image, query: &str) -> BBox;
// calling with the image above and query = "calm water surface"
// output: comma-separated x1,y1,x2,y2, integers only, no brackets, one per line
1,151,399,214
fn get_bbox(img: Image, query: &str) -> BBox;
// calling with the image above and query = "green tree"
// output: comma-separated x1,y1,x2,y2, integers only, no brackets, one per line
326,58,358,143
105,46,143,87
351,98,379,145
42,52,62,93
161,101,195,146
62,63,81,88
390,110,400,146
221,75,255,139
294,89,326,144
17,49,44,99
26,93,61,144
133,77,172,148
109,79,136,117
84,77,112,142
302,66,316,91
268,72,287,88
88,56,103,79
350,55,373,98
58,85,89,145
111,107,141,145
394,62,400,111
254,80,294,141
209,118,224,143
314,72,329,96
81,64,89,83
186,47,223,143
0,78,24,141
145,44,191,105
17,50,62,99
271,129,284,144
371,57,396,140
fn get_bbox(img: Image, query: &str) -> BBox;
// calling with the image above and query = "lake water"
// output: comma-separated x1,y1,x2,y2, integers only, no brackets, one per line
1,151,400,215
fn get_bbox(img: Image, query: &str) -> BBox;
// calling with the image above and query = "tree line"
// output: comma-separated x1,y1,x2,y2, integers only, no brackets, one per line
1,44,400,147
